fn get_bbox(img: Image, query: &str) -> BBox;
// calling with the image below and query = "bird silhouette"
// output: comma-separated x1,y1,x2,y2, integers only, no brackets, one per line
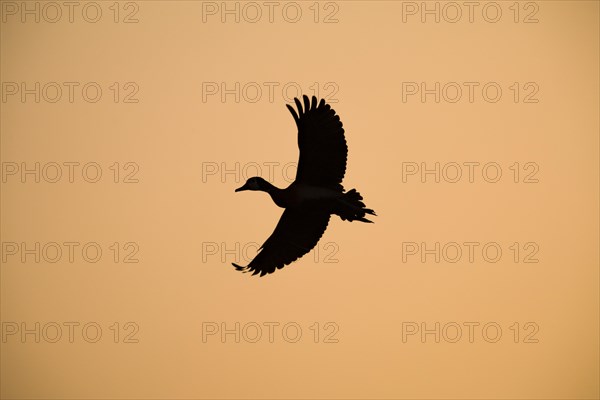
233,95,376,276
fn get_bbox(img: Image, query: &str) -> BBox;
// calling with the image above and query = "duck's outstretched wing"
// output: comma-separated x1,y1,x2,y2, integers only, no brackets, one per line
286,95,347,190
232,207,330,276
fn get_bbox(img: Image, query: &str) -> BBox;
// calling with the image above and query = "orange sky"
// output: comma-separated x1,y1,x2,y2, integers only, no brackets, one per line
1,1,598,398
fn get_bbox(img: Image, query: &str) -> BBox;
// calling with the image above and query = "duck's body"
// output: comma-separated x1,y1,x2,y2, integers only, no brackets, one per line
233,95,376,276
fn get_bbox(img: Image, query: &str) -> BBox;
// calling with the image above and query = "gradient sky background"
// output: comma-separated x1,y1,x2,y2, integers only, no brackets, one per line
1,1,599,398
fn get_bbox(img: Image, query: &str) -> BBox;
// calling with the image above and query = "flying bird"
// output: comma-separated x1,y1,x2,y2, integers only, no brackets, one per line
233,95,376,276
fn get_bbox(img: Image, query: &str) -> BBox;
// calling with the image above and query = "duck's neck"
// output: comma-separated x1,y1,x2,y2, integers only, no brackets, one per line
261,182,286,208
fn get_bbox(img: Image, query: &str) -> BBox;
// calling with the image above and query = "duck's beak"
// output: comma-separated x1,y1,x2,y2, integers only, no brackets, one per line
235,183,249,192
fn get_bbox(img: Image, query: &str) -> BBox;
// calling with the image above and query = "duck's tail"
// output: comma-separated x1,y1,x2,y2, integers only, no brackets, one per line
335,189,376,223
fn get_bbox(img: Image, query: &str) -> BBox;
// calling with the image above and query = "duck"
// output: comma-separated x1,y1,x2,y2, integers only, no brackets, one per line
233,95,376,276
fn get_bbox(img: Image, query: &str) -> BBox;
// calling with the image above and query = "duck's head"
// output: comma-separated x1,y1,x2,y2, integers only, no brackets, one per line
235,177,270,192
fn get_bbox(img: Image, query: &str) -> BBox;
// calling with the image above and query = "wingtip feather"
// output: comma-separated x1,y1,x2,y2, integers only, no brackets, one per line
303,95,310,112
286,104,299,123
232,263,249,273
294,97,303,115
